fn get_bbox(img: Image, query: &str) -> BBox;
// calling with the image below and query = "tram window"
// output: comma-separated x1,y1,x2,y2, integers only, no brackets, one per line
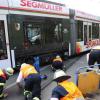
89,25,92,40
54,23,62,42
45,19,62,43
92,23,99,39
62,19,70,43
0,21,7,60
77,21,83,41
53,24,60,42
84,25,87,45
24,23,41,45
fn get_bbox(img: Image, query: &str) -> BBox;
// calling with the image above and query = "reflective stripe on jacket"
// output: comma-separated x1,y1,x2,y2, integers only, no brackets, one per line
58,81,84,100
20,64,38,78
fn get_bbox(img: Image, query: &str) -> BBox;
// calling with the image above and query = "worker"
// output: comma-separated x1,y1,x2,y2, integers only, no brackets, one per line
16,60,41,100
50,70,85,100
0,67,14,99
52,55,64,71
88,46,100,69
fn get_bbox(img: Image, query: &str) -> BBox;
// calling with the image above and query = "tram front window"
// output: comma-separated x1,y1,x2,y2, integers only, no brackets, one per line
0,21,7,60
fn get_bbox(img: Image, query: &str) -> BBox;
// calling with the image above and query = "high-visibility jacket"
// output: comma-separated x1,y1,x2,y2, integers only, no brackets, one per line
0,69,6,79
20,64,38,78
58,81,84,100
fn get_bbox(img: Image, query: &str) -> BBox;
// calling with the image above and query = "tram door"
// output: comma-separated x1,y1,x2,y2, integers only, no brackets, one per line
0,15,12,69
83,22,92,45
88,23,92,41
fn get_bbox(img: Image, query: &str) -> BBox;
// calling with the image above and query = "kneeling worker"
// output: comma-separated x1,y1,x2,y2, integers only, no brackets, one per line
0,67,14,99
50,70,85,100
16,61,41,100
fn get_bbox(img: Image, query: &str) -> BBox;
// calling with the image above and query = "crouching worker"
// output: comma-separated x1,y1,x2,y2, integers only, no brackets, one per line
16,61,41,100
52,55,64,71
50,70,85,100
0,67,14,99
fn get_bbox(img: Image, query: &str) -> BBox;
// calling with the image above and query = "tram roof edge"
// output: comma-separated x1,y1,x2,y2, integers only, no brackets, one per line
74,9,100,21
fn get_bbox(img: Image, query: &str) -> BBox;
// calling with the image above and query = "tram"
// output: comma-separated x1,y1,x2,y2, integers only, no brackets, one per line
0,0,100,69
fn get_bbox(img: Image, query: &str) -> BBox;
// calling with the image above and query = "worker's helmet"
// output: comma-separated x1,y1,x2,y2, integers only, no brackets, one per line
53,70,71,82
6,67,14,76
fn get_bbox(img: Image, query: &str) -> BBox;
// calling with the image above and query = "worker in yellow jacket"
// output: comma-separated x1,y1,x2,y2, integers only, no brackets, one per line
50,70,85,100
0,67,14,99
16,61,41,100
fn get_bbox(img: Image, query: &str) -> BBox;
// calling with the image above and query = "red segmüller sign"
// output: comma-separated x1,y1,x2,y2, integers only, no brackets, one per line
20,0,63,12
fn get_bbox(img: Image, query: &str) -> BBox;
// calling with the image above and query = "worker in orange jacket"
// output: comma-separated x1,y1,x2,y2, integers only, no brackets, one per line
16,60,41,100
0,67,14,99
50,70,85,100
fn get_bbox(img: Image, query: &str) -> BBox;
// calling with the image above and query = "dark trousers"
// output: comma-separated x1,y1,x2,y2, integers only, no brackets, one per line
88,50,100,69
0,77,6,99
24,74,41,99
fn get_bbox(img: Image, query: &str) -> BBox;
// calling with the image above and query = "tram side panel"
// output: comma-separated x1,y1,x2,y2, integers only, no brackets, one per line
75,10,100,54
6,13,100,70
76,20,100,54
3,0,100,70
7,14,70,68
